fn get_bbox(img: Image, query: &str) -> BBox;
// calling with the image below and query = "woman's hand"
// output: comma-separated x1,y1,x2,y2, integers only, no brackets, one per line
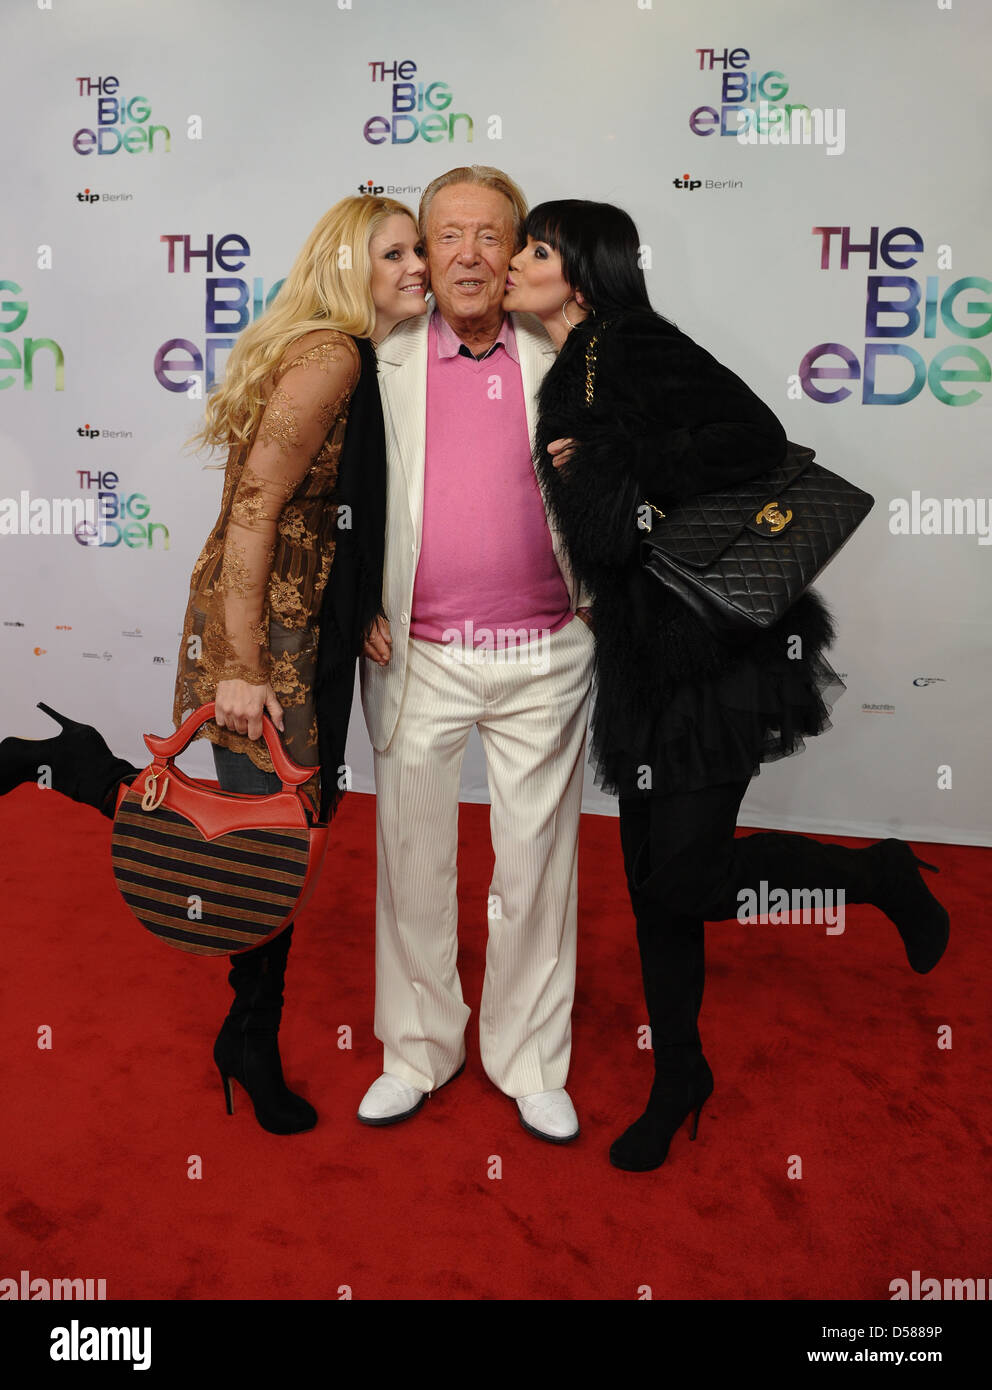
362,616,392,665
547,437,578,469
214,679,284,741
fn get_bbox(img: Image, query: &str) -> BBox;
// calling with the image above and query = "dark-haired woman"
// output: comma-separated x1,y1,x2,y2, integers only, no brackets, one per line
504,199,950,1172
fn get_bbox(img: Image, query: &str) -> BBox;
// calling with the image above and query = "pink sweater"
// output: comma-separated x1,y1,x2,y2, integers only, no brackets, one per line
410,312,571,645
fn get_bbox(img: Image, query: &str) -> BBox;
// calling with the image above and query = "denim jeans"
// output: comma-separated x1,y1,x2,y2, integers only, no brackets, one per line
211,746,288,965
211,743,281,796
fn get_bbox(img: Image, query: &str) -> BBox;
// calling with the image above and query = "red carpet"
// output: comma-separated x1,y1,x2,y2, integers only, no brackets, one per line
1,786,988,1302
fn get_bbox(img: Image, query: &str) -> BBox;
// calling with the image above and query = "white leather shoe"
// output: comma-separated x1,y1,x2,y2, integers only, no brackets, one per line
357,1073,426,1126
357,1060,465,1127
516,1089,580,1144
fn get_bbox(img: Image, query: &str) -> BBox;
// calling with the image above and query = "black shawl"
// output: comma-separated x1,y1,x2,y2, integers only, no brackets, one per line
313,335,385,821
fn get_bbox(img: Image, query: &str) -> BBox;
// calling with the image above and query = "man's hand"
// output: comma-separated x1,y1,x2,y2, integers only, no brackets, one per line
214,679,284,742
363,616,393,665
547,437,578,469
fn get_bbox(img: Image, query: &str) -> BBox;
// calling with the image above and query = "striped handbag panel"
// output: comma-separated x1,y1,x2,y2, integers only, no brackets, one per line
111,794,311,955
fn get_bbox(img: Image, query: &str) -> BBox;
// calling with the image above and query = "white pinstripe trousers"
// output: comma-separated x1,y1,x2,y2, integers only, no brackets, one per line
372,617,595,1097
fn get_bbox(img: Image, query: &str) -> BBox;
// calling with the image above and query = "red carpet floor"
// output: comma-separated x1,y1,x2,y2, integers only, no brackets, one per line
1,785,989,1302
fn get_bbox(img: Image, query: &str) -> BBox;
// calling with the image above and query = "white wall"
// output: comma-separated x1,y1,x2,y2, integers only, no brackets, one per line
3,0,989,844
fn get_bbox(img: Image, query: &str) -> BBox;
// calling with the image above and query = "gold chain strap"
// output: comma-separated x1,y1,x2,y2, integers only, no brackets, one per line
584,326,663,521
584,334,598,406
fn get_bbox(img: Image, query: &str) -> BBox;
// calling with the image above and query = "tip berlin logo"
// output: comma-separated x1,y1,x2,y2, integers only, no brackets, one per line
75,188,133,204
76,424,133,439
357,178,422,196
673,173,742,191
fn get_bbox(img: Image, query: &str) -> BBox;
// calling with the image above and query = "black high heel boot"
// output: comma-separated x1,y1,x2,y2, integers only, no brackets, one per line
610,912,712,1172
709,831,950,975
861,839,949,974
0,702,138,816
610,1050,714,1172
213,924,317,1135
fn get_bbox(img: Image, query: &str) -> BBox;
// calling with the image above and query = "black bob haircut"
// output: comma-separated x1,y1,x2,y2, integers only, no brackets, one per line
523,200,654,317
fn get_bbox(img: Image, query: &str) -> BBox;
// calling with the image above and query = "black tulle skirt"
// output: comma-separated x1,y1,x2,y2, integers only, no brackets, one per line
591,644,845,800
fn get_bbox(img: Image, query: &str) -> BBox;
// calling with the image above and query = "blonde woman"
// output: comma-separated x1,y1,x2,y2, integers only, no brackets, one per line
1,195,428,1134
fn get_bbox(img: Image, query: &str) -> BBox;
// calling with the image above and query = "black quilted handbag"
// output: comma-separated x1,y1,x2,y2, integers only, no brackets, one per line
639,442,875,637
582,331,874,638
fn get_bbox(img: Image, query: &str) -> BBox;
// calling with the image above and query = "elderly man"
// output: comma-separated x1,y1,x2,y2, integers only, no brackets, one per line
357,166,594,1142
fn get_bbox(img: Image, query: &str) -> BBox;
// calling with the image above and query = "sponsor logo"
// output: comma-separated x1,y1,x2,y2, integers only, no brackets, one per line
690,46,842,153
913,676,946,687
73,470,169,550
861,703,895,714
357,178,422,195
73,74,170,157
75,189,134,203
0,279,64,390
798,226,990,407
76,424,133,439
364,59,473,145
155,233,282,394
672,173,743,191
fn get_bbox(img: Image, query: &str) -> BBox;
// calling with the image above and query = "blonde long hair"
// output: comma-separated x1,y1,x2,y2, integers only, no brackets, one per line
192,195,417,452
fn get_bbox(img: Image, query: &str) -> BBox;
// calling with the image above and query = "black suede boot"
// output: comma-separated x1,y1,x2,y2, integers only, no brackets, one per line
0,703,138,815
610,912,714,1172
694,831,950,975
213,924,317,1135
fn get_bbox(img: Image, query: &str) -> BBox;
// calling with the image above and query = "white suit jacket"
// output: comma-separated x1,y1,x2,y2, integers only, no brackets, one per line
360,309,583,753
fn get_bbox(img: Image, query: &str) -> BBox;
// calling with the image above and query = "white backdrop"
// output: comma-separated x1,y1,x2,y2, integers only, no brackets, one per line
2,0,990,844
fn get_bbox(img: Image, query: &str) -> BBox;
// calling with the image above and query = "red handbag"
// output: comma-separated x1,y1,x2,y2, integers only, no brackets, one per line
110,703,329,956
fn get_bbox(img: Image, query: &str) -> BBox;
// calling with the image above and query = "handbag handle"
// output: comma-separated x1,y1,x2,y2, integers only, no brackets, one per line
143,702,315,788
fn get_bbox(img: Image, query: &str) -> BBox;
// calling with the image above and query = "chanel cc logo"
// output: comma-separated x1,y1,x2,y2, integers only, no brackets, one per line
755,502,793,534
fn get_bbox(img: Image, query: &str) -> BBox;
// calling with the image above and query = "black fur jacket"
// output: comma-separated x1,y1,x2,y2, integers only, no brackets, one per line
534,308,835,766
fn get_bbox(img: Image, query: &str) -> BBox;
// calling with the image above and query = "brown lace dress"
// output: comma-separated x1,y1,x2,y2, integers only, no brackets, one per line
173,331,361,792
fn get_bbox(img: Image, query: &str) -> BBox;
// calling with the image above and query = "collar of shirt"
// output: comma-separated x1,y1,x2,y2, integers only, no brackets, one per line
431,306,519,364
